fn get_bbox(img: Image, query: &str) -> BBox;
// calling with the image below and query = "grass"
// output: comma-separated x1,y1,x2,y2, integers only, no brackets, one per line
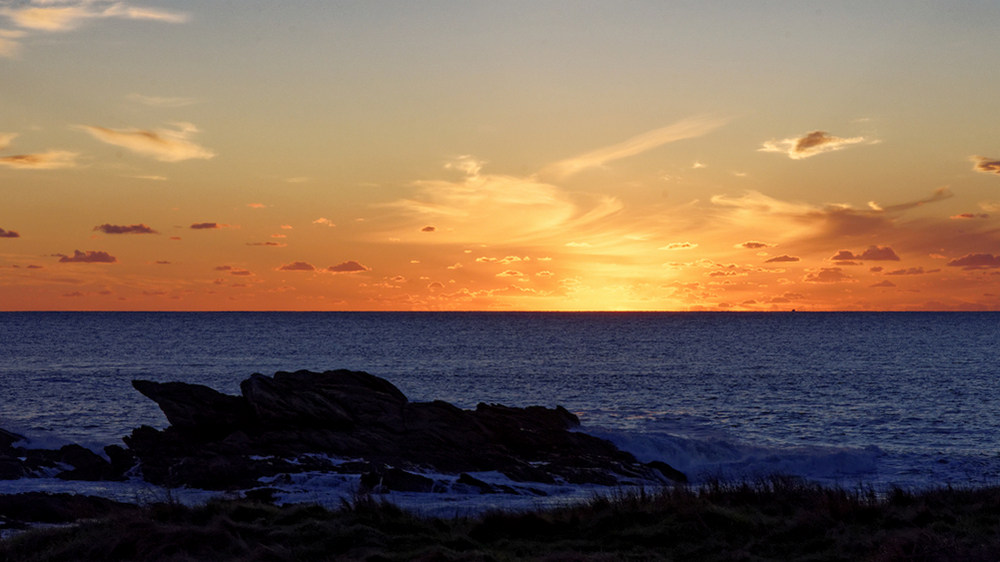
5,477,1000,561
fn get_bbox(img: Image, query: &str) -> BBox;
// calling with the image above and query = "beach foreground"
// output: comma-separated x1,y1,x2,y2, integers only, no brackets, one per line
4,478,1000,561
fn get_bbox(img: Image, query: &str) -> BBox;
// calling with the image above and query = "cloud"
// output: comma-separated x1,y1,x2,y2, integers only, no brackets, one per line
870,280,896,288
884,267,935,276
736,241,773,249
760,130,873,159
444,155,486,177
229,269,252,276
857,245,900,261
213,265,233,271
803,267,855,283
246,242,286,247
764,255,800,263
829,245,901,262
946,253,1000,270
476,256,527,265
77,122,214,162
190,222,231,230
0,227,20,238
93,223,157,235
313,218,335,227
57,250,117,263
711,188,954,246
421,226,436,232
327,260,370,273
951,213,990,220
127,93,198,107
277,261,315,271
387,166,623,246
659,242,697,250
0,150,79,169
496,270,524,277
1,1,189,32
0,132,16,149
971,156,1000,176
247,203,266,209
541,115,730,178
0,30,24,58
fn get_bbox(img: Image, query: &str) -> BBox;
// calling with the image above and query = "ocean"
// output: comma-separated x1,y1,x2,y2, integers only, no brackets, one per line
2,311,999,514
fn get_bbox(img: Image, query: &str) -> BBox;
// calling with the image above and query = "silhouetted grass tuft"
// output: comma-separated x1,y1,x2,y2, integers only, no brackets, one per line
6,480,1000,560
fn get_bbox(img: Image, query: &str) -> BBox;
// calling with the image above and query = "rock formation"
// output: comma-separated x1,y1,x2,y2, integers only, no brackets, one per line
5,369,687,494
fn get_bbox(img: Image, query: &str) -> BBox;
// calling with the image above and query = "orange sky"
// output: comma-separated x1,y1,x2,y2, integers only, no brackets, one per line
2,1,999,311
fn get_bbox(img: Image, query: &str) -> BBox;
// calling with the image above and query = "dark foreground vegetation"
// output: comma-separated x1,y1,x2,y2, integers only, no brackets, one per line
5,477,1000,561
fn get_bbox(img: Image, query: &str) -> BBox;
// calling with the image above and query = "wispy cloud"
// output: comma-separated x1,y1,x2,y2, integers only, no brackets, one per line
803,267,855,283
277,261,315,271
659,242,697,250
190,222,234,230
541,115,730,179
0,150,79,169
0,227,20,238
1,1,188,32
0,30,25,58
127,93,198,107
386,163,622,246
883,267,935,276
736,241,774,249
830,245,901,261
760,130,875,160
93,223,157,234
764,255,800,263
77,122,214,162
56,249,117,263
0,132,17,149
971,156,1000,176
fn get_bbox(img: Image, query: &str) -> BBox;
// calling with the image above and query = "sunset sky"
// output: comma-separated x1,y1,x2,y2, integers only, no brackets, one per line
2,1,999,311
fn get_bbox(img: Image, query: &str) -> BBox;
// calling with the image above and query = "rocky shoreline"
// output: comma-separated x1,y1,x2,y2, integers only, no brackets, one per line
1,369,685,495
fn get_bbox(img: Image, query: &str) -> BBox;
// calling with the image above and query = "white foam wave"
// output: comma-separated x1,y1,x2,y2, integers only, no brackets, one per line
586,427,881,486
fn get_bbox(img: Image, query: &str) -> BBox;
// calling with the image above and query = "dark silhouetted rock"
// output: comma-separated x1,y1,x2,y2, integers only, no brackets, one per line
54,444,122,481
0,459,26,480
119,369,687,490
648,460,688,483
131,380,255,441
457,473,496,494
0,428,24,451
361,467,435,493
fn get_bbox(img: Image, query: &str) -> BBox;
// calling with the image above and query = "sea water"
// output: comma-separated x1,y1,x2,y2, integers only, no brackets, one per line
1,312,999,514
